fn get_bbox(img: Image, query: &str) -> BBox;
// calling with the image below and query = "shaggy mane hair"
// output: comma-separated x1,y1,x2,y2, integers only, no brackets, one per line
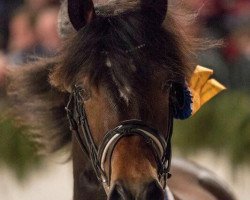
8,1,198,153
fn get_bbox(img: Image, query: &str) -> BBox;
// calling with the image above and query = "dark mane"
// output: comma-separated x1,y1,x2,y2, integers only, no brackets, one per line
8,3,197,153
8,60,71,153
52,10,194,91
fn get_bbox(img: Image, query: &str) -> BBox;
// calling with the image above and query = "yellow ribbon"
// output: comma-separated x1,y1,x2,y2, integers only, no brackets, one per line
189,65,226,115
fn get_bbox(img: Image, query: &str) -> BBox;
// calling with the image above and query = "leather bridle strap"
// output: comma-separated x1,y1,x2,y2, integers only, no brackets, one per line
65,87,106,182
65,85,174,189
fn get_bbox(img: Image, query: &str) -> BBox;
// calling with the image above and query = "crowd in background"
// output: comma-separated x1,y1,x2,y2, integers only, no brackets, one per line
0,0,249,95
184,0,250,89
0,0,60,63
0,0,61,97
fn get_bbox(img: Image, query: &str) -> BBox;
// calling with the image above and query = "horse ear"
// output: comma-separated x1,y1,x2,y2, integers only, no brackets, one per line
140,0,168,25
68,0,96,31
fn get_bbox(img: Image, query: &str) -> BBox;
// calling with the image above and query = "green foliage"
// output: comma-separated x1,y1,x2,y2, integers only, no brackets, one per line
0,112,42,180
173,91,250,166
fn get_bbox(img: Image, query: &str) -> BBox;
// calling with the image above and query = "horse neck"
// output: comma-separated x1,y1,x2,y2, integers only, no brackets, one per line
72,137,106,200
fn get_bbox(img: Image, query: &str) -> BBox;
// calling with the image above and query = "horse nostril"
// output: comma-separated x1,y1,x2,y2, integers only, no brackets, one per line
141,181,165,200
108,181,130,200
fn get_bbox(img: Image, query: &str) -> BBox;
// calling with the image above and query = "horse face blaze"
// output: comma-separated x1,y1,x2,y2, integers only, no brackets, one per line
82,81,168,198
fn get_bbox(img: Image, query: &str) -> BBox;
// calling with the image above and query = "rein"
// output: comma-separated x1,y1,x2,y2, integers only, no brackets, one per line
65,85,174,191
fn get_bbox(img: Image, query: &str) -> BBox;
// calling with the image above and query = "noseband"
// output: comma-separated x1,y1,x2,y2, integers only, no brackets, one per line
65,85,173,190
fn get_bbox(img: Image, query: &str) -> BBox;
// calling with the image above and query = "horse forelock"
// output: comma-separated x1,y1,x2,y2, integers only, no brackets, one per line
52,10,194,110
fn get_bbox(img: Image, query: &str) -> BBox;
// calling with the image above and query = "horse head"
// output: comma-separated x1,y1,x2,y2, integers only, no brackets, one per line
50,0,193,199
7,0,237,200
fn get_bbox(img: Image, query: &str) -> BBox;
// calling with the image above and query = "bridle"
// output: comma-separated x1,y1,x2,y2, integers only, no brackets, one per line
65,85,174,190
65,85,174,191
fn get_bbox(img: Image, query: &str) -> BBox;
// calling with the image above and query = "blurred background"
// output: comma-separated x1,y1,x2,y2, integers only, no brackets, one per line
0,0,249,199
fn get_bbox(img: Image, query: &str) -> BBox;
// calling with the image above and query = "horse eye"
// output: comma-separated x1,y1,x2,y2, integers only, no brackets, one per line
75,85,90,101
162,82,172,92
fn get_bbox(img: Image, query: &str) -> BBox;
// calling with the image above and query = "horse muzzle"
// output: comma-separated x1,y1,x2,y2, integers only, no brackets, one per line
108,180,165,200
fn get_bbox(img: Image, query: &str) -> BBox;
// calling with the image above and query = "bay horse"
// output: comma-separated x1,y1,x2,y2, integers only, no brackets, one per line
8,0,236,199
